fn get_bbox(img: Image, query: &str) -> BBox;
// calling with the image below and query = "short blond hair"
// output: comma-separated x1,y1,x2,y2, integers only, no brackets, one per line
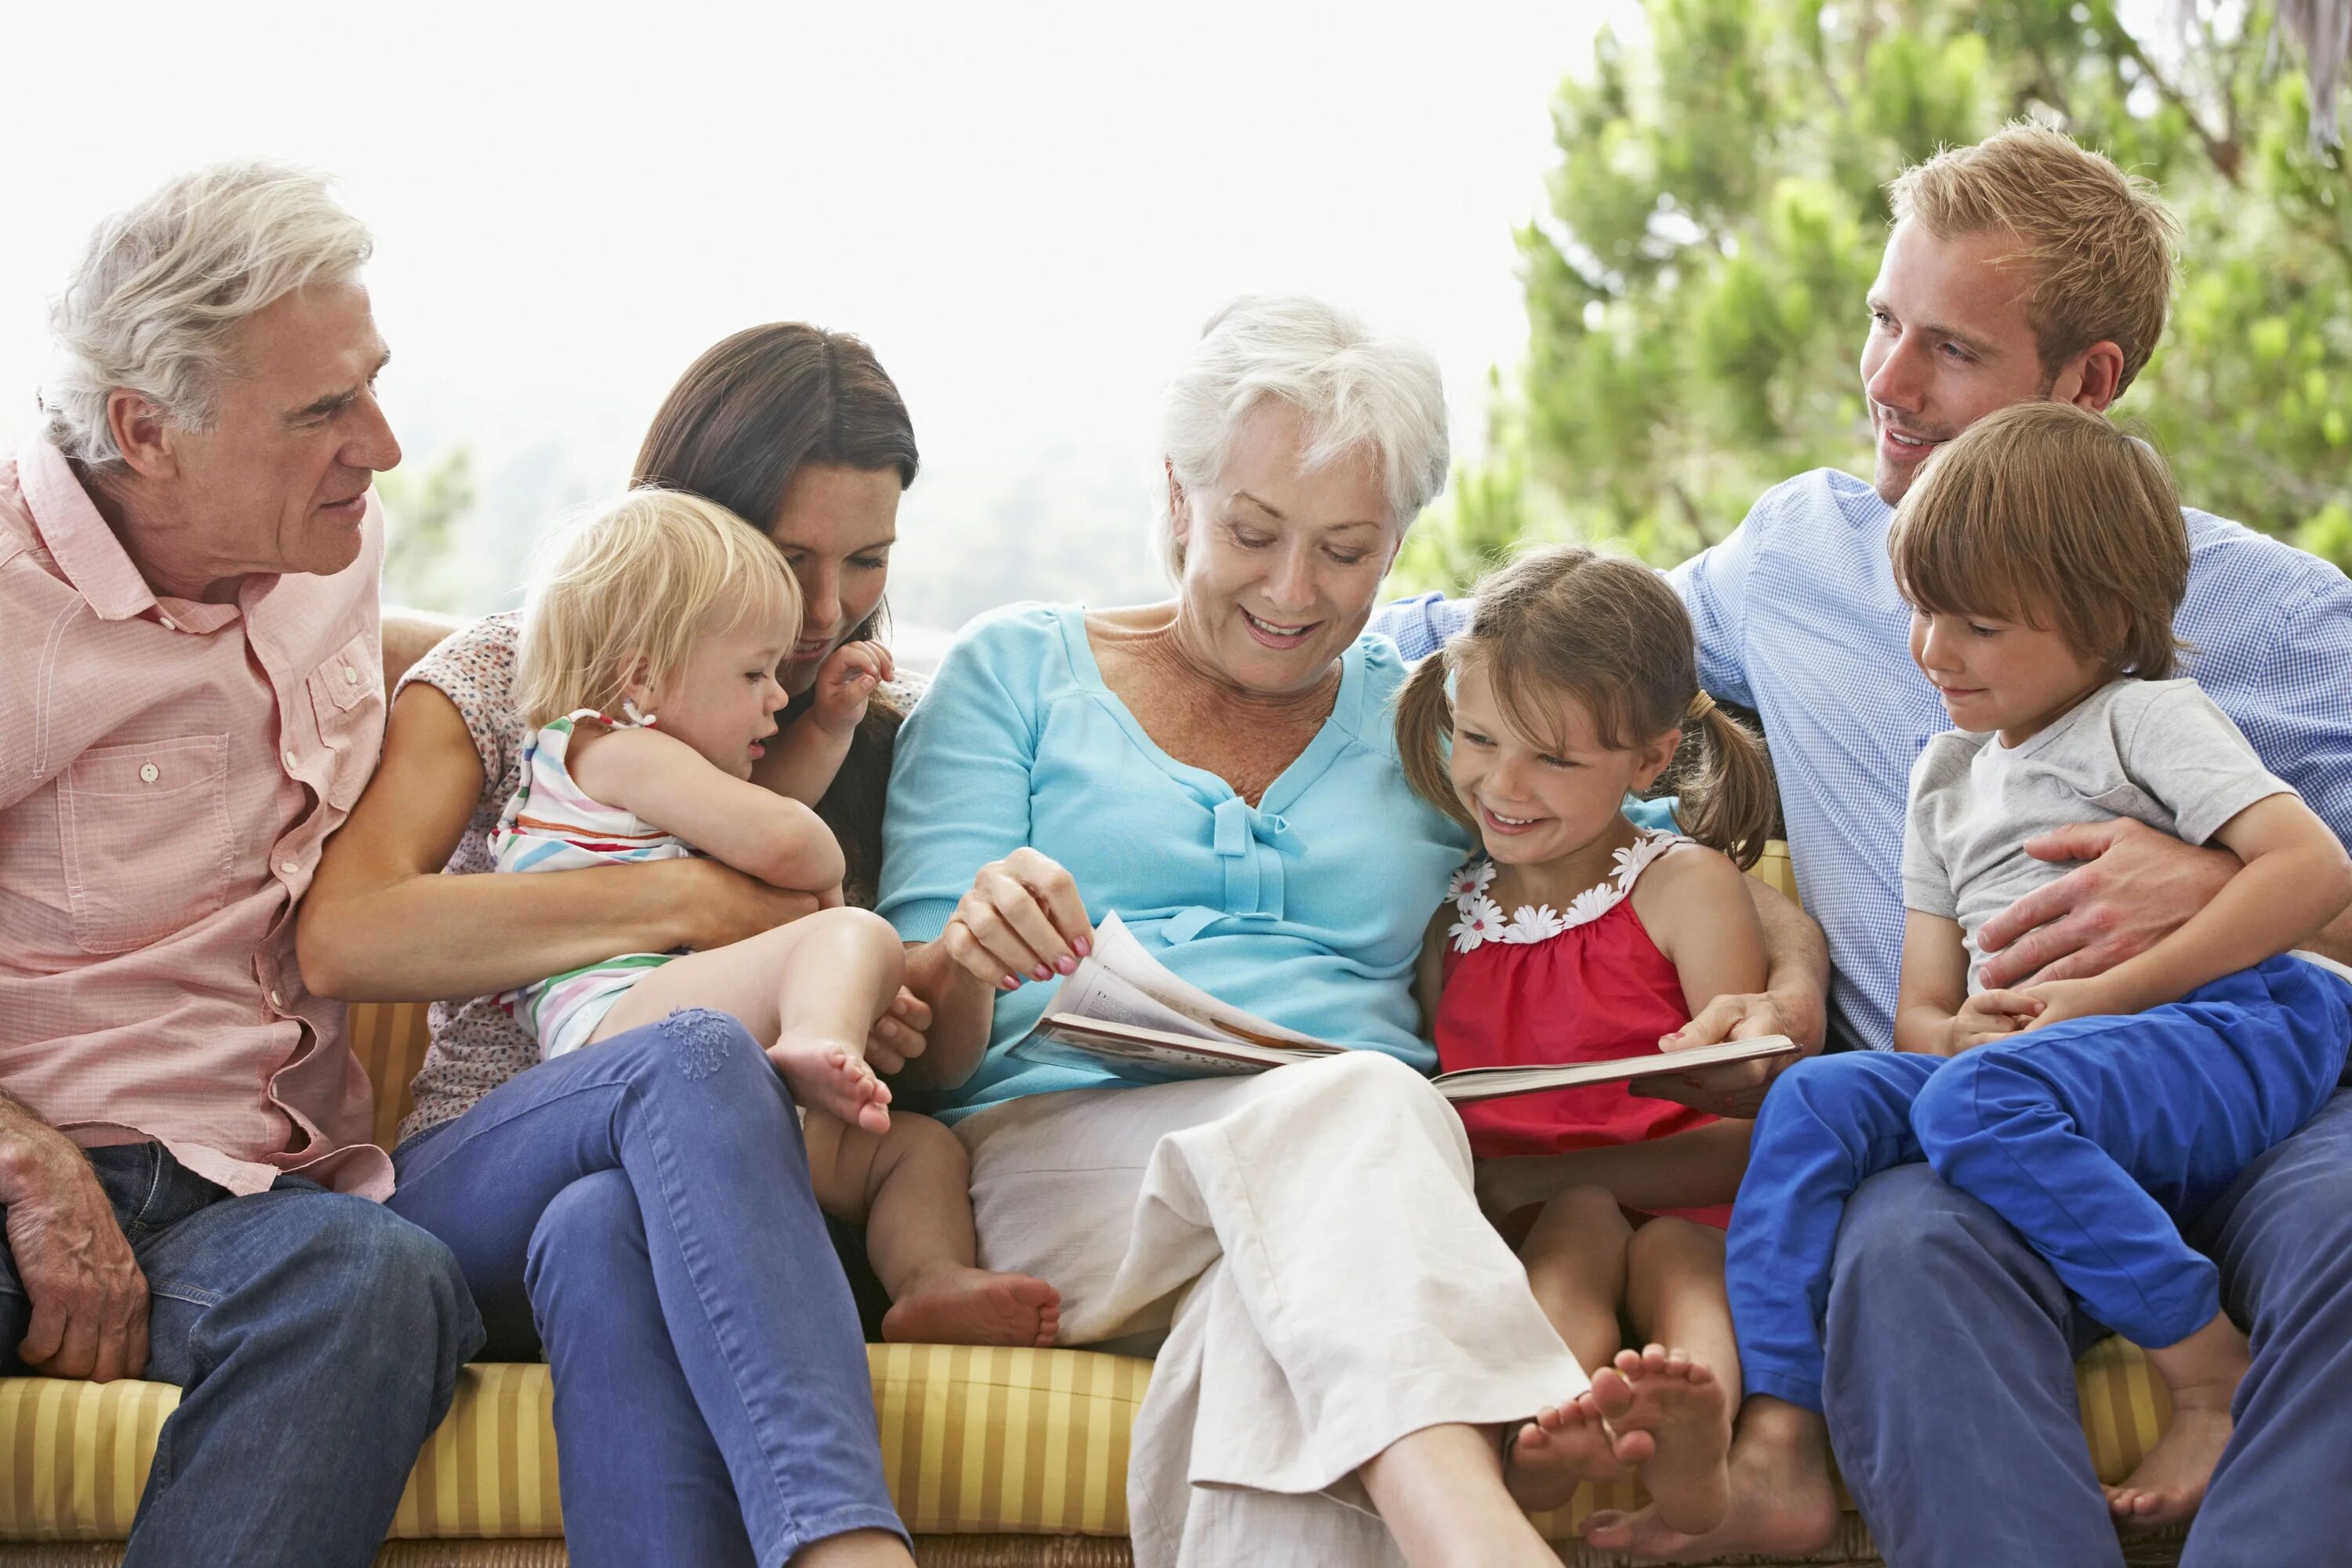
1889,401,2188,679
1889,123,2180,397
517,488,801,728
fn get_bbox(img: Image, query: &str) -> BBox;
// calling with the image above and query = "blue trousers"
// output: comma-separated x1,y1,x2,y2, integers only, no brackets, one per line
0,1142,482,1568
386,1010,906,1568
1728,956,2352,1415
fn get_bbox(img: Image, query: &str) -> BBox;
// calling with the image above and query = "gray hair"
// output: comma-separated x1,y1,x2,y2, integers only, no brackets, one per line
1156,295,1450,578
40,162,373,468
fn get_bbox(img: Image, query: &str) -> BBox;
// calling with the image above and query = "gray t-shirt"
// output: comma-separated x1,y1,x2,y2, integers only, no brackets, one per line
1902,677,2294,993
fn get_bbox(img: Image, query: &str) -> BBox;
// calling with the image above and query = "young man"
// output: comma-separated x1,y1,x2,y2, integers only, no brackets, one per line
1375,124,2352,1566
0,163,484,1567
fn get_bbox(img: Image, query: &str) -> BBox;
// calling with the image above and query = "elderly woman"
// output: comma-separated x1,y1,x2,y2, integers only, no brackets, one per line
882,296,1828,1567
300,325,927,1568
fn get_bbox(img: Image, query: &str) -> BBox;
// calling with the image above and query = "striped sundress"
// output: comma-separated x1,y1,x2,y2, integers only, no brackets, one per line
491,710,693,1058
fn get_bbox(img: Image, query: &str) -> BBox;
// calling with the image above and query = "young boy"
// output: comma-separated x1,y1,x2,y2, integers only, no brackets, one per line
1710,401,2352,1537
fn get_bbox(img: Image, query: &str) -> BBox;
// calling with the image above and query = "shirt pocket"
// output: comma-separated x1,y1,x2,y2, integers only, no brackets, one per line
58,734,234,954
305,628,384,811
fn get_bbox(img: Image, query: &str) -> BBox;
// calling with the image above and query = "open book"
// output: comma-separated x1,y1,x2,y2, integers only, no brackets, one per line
1009,913,1801,1101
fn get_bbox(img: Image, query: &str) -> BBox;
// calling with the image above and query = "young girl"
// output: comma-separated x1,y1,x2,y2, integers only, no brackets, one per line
497,487,1060,1348
1721,401,2352,1543
1394,543,1782,1540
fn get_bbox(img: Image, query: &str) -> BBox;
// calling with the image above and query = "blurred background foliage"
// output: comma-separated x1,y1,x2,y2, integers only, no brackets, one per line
1395,0,2352,591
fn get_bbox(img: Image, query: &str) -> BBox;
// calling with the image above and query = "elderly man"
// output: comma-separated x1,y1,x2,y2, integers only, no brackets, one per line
0,164,481,1566
1378,124,2352,1566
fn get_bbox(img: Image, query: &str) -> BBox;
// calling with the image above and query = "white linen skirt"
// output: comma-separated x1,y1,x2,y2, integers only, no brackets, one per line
953,1050,1588,1568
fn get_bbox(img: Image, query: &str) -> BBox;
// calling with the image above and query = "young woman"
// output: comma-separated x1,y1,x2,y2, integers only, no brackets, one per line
299,325,927,1568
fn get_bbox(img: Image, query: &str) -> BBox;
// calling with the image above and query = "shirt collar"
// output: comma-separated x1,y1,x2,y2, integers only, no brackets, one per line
18,437,242,633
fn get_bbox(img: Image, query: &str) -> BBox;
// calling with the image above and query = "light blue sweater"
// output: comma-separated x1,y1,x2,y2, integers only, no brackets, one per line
877,603,1475,1123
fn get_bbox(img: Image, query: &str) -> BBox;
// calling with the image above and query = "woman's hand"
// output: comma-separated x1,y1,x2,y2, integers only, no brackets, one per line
939,848,1096,990
866,986,932,1076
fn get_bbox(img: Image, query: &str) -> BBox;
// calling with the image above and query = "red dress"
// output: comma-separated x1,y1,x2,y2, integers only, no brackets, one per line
1436,831,1730,1229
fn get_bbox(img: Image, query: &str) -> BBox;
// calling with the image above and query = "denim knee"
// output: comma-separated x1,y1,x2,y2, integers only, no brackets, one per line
274,1197,483,1378
524,1170,643,1313
601,1008,776,1091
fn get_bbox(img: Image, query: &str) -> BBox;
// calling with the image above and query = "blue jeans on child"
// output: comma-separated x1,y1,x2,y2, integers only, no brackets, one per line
385,1009,906,1568
0,1142,483,1568
1727,954,2352,1414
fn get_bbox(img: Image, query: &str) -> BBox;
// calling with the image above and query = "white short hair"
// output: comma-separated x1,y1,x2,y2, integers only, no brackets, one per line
40,162,373,468
1157,295,1450,577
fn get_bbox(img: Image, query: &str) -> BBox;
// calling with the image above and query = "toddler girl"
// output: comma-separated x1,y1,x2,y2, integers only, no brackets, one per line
497,487,1060,1348
1394,543,1780,1539
1722,401,2352,1544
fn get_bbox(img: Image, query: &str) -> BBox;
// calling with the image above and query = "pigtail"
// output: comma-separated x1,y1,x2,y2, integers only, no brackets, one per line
1674,697,1777,871
1394,649,1476,830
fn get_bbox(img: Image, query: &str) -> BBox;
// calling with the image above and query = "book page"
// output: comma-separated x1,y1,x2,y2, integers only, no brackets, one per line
1430,1036,1798,1104
1017,1013,1327,1080
1083,913,1338,1051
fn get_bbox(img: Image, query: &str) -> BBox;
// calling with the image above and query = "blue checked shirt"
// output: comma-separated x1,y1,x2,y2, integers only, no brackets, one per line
1370,466,2352,1051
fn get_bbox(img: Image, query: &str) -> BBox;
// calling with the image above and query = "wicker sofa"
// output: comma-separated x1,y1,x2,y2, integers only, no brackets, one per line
0,848,2185,1566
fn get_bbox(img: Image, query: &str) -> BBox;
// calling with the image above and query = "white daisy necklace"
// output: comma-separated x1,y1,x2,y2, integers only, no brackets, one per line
1446,828,1686,953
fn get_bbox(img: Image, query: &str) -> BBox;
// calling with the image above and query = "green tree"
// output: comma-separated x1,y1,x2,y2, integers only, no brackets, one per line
377,446,479,614
1401,0,2352,589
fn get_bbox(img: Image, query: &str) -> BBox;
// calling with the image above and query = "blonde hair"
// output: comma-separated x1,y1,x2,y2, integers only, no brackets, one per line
1394,544,1777,869
517,488,801,728
1889,401,2188,679
1889,122,2180,397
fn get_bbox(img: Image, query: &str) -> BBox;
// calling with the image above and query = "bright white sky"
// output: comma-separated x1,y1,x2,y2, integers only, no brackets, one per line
0,0,1626,615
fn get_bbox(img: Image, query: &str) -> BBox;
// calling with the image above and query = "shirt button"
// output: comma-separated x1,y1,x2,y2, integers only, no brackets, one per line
343,665,358,684
139,763,160,784
158,616,176,631
282,749,299,771
268,989,283,1009
279,861,299,877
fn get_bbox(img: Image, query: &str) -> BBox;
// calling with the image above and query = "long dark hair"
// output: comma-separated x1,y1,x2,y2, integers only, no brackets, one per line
632,324,920,903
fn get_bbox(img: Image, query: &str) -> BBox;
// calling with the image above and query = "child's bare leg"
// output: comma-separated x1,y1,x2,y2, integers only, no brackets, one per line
1600,1218,1734,1535
2108,1310,2249,1527
804,1111,1060,1348
593,909,902,1132
1504,1185,1639,1511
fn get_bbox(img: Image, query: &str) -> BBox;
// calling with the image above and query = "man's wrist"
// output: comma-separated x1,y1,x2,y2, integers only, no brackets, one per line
0,1118,81,1207
1766,983,1828,1051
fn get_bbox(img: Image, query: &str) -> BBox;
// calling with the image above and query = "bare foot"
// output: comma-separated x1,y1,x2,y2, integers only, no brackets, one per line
2110,1316,2249,1528
1609,1345,1731,1535
880,1266,1062,1348
1505,1363,1650,1512
1584,1396,1838,1563
768,1035,890,1133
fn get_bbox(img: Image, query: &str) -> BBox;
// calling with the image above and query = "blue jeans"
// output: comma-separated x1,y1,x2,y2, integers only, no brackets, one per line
1729,956,2352,1414
0,1141,482,1568
1819,1081,2352,1566
387,1009,905,1568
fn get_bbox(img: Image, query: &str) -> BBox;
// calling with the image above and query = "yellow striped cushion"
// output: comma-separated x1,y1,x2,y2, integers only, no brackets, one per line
0,1338,2168,1540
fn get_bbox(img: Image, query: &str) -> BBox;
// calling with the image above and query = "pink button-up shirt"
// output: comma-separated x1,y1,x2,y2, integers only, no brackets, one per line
0,438,393,1199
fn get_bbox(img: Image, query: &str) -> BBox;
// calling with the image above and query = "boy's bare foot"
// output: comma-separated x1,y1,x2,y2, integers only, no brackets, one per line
768,1035,891,1133
880,1265,1061,1348
1505,1363,1649,1512
1584,1396,1839,1563
1608,1345,1731,1535
2110,1316,2251,1528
